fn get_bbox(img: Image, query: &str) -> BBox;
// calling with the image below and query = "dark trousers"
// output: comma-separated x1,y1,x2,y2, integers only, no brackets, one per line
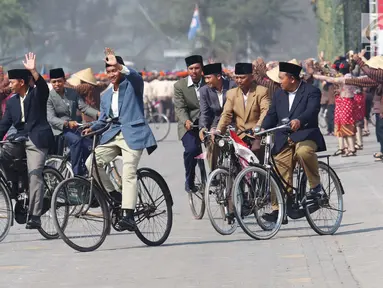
181,130,202,189
63,129,92,175
375,114,383,153
326,104,335,133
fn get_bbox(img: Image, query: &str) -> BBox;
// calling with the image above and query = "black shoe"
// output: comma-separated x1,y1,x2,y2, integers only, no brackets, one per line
227,212,235,225
117,216,137,232
26,216,41,229
185,184,199,193
261,210,279,223
306,184,323,199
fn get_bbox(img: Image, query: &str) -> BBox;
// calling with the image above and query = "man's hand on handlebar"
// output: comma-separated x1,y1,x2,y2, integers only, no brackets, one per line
199,128,207,141
185,120,193,131
82,128,93,136
290,119,301,131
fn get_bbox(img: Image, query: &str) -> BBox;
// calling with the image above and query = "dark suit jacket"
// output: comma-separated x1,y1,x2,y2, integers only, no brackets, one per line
261,81,326,155
0,75,54,149
199,78,237,130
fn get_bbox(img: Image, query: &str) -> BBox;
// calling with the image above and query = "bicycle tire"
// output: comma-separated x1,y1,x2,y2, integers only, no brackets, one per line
134,169,173,246
46,156,74,179
0,179,12,242
38,166,68,240
188,159,206,220
304,161,344,235
149,113,170,142
205,167,237,235
232,165,284,240
51,177,110,252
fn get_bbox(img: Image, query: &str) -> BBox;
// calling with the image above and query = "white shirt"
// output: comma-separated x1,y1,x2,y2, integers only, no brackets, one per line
20,88,30,122
111,65,130,117
217,90,224,108
288,81,302,111
187,76,202,101
242,91,249,107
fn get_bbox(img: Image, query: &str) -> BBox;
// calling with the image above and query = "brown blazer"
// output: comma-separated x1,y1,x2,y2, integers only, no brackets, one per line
217,83,270,137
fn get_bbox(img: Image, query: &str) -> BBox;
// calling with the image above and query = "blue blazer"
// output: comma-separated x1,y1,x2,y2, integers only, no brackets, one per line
261,81,326,155
0,75,54,149
91,68,157,155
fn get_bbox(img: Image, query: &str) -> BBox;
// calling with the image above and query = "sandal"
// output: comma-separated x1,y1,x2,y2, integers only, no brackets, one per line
363,130,370,136
333,148,346,156
355,144,363,150
342,150,357,157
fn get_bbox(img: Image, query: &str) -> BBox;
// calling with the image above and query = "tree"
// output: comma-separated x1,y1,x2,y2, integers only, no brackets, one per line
157,0,302,61
0,0,32,56
26,0,117,67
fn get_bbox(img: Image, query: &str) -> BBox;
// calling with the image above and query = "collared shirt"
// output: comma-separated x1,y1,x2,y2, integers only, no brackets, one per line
242,90,249,107
111,65,130,117
187,76,202,101
217,90,224,108
288,81,302,111
20,88,29,122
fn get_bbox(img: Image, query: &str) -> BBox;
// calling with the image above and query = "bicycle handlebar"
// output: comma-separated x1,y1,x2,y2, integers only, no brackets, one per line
254,123,291,136
81,118,118,138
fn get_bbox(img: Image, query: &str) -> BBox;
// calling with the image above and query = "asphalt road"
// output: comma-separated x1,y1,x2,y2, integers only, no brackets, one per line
0,124,381,288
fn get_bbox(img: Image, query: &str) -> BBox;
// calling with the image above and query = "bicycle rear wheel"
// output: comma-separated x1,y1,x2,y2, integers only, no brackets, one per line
188,159,206,219
134,168,173,246
148,113,170,142
205,168,237,235
51,177,110,252
233,165,284,240
303,161,344,235
38,167,68,240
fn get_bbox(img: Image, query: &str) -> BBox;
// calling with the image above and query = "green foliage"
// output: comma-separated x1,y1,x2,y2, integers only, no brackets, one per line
0,0,32,55
157,0,302,62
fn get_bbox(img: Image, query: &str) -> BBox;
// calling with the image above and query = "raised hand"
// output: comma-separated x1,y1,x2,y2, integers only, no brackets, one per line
104,47,117,66
22,52,36,71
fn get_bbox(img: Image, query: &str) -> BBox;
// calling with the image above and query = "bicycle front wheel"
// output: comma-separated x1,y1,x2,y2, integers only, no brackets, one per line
45,156,74,179
188,159,206,220
51,177,110,252
148,113,170,142
38,167,68,240
135,168,173,246
0,178,12,242
205,168,237,235
303,161,344,235
232,165,284,240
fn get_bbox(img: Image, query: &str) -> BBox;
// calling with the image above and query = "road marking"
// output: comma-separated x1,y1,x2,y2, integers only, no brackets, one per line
288,278,311,283
0,266,27,270
281,254,304,258
23,246,44,250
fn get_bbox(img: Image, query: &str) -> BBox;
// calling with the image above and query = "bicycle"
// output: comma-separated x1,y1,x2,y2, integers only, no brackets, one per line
232,119,345,240
144,95,171,142
186,125,207,220
202,127,260,235
0,138,66,241
50,118,173,252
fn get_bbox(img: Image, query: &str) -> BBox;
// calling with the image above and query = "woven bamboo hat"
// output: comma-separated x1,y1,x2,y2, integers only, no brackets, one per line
266,59,301,84
365,55,383,69
71,68,98,86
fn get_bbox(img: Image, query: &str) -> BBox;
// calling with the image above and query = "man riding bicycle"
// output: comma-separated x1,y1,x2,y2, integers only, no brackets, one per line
261,62,326,223
83,48,157,232
0,53,54,229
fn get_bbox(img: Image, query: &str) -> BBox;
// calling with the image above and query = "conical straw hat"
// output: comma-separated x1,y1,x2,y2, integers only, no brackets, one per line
266,59,301,84
67,75,81,86
72,68,97,86
365,55,383,69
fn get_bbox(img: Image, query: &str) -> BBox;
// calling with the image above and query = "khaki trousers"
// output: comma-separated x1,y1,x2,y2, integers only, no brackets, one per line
85,132,143,210
272,140,320,210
